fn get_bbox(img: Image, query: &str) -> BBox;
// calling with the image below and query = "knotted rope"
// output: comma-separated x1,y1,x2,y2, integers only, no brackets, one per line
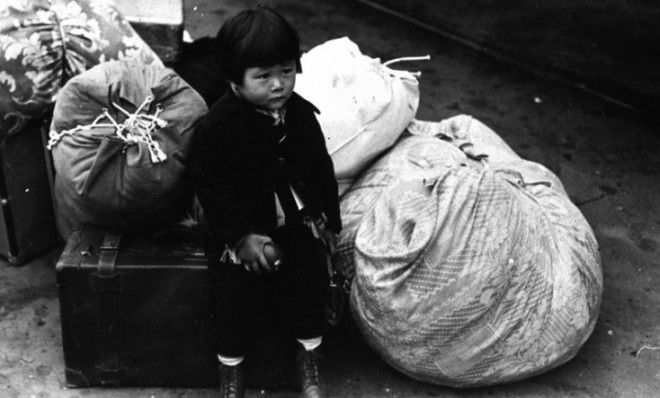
47,95,169,163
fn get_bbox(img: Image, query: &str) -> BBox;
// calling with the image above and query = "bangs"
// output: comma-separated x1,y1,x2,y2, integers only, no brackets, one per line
237,15,300,68
217,7,301,82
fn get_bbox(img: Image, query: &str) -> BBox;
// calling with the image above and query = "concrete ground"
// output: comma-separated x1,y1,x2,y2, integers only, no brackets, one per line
1,0,659,397
353,0,660,111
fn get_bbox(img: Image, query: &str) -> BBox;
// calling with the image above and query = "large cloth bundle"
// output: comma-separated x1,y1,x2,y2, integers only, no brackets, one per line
337,115,602,387
295,37,420,194
0,0,161,139
49,60,207,238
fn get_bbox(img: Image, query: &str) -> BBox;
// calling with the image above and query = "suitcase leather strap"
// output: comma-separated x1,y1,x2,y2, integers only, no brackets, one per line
94,231,124,385
98,231,121,274
93,231,122,292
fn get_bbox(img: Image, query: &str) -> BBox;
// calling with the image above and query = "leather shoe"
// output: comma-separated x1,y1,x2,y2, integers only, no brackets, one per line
295,347,328,398
218,363,245,398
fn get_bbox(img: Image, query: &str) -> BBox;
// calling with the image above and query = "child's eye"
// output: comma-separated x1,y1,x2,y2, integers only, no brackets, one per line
256,73,269,79
283,68,295,75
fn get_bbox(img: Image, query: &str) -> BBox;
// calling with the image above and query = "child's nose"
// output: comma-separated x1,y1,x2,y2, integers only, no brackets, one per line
271,77,283,90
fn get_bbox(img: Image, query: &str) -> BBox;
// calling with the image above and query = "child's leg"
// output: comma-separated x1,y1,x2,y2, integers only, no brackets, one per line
208,262,267,359
270,225,328,396
271,225,326,343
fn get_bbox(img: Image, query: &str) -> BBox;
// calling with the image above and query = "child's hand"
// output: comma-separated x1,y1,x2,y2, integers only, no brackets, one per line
236,233,275,274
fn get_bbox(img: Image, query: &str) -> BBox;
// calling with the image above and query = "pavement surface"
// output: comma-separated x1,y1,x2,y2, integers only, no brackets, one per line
1,0,659,397
353,0,660,111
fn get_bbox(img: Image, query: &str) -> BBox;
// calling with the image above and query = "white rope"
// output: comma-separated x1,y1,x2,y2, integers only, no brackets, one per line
47,95,169,164
382,54,431,67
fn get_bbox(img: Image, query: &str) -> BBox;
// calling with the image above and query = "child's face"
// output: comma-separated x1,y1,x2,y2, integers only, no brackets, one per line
231,60,296,111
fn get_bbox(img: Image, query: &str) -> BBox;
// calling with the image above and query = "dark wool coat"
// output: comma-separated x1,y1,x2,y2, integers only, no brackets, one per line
187,91,342,260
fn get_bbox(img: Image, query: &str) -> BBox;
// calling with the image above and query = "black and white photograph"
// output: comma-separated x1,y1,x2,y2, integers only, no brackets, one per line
0,0,658,397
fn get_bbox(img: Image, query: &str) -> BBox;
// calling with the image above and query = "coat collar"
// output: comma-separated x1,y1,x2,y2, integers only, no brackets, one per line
213,90,320,121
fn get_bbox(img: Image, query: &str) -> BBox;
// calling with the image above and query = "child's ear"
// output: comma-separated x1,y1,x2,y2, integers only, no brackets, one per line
229,81,241,97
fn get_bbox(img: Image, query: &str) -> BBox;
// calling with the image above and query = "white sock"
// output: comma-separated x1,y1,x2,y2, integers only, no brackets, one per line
217,354,244,366
297,336,322,351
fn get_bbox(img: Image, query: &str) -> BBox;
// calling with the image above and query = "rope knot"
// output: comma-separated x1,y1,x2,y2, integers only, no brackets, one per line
48,95,169,164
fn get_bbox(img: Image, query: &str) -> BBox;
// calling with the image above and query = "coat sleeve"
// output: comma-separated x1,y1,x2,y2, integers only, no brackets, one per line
307,112,343,233
187,119,254,250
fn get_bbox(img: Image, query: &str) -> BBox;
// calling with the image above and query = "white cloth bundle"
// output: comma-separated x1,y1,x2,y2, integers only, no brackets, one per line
295,37,421,194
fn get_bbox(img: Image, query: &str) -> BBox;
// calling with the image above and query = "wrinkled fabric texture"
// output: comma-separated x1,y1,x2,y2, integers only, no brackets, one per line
0,0,161,139
295,37,419,194
337,115,602,387
50,60,207,238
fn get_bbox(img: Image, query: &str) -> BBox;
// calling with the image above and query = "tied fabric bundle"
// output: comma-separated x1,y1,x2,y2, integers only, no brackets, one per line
337,115,602,387
49,60,207,238
0,0,161,139
294,37,422,195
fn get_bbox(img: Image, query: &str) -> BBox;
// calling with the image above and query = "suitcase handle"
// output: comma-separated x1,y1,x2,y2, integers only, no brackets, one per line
97,231,122,277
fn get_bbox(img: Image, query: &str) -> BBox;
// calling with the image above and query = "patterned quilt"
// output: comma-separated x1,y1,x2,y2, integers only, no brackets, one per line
336,115,602,387
0,0,161,139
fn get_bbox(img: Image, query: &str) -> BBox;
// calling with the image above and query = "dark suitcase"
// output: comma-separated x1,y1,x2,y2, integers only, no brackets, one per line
0,117,60,265
56,226,297,389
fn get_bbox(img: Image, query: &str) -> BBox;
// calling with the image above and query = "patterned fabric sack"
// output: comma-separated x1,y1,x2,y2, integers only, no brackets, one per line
337,115,602,387
0,0,161,139
294,37,421,194
49,60,207,238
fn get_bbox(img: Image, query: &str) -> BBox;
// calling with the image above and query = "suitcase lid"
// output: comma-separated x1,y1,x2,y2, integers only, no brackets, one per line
56,226,207,271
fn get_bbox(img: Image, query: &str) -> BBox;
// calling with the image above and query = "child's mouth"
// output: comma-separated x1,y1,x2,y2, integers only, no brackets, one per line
271,96,286,102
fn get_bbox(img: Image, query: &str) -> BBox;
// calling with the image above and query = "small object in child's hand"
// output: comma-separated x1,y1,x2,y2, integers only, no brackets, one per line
263,242,283,270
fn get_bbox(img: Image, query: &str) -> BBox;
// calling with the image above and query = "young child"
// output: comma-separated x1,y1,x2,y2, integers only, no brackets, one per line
187,7,341,398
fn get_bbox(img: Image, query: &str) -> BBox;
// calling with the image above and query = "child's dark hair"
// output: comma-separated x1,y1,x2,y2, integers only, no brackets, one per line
215,7,302,84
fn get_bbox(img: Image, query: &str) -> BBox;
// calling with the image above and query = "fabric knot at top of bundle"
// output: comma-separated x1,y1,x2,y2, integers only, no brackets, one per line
47,94,169,163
